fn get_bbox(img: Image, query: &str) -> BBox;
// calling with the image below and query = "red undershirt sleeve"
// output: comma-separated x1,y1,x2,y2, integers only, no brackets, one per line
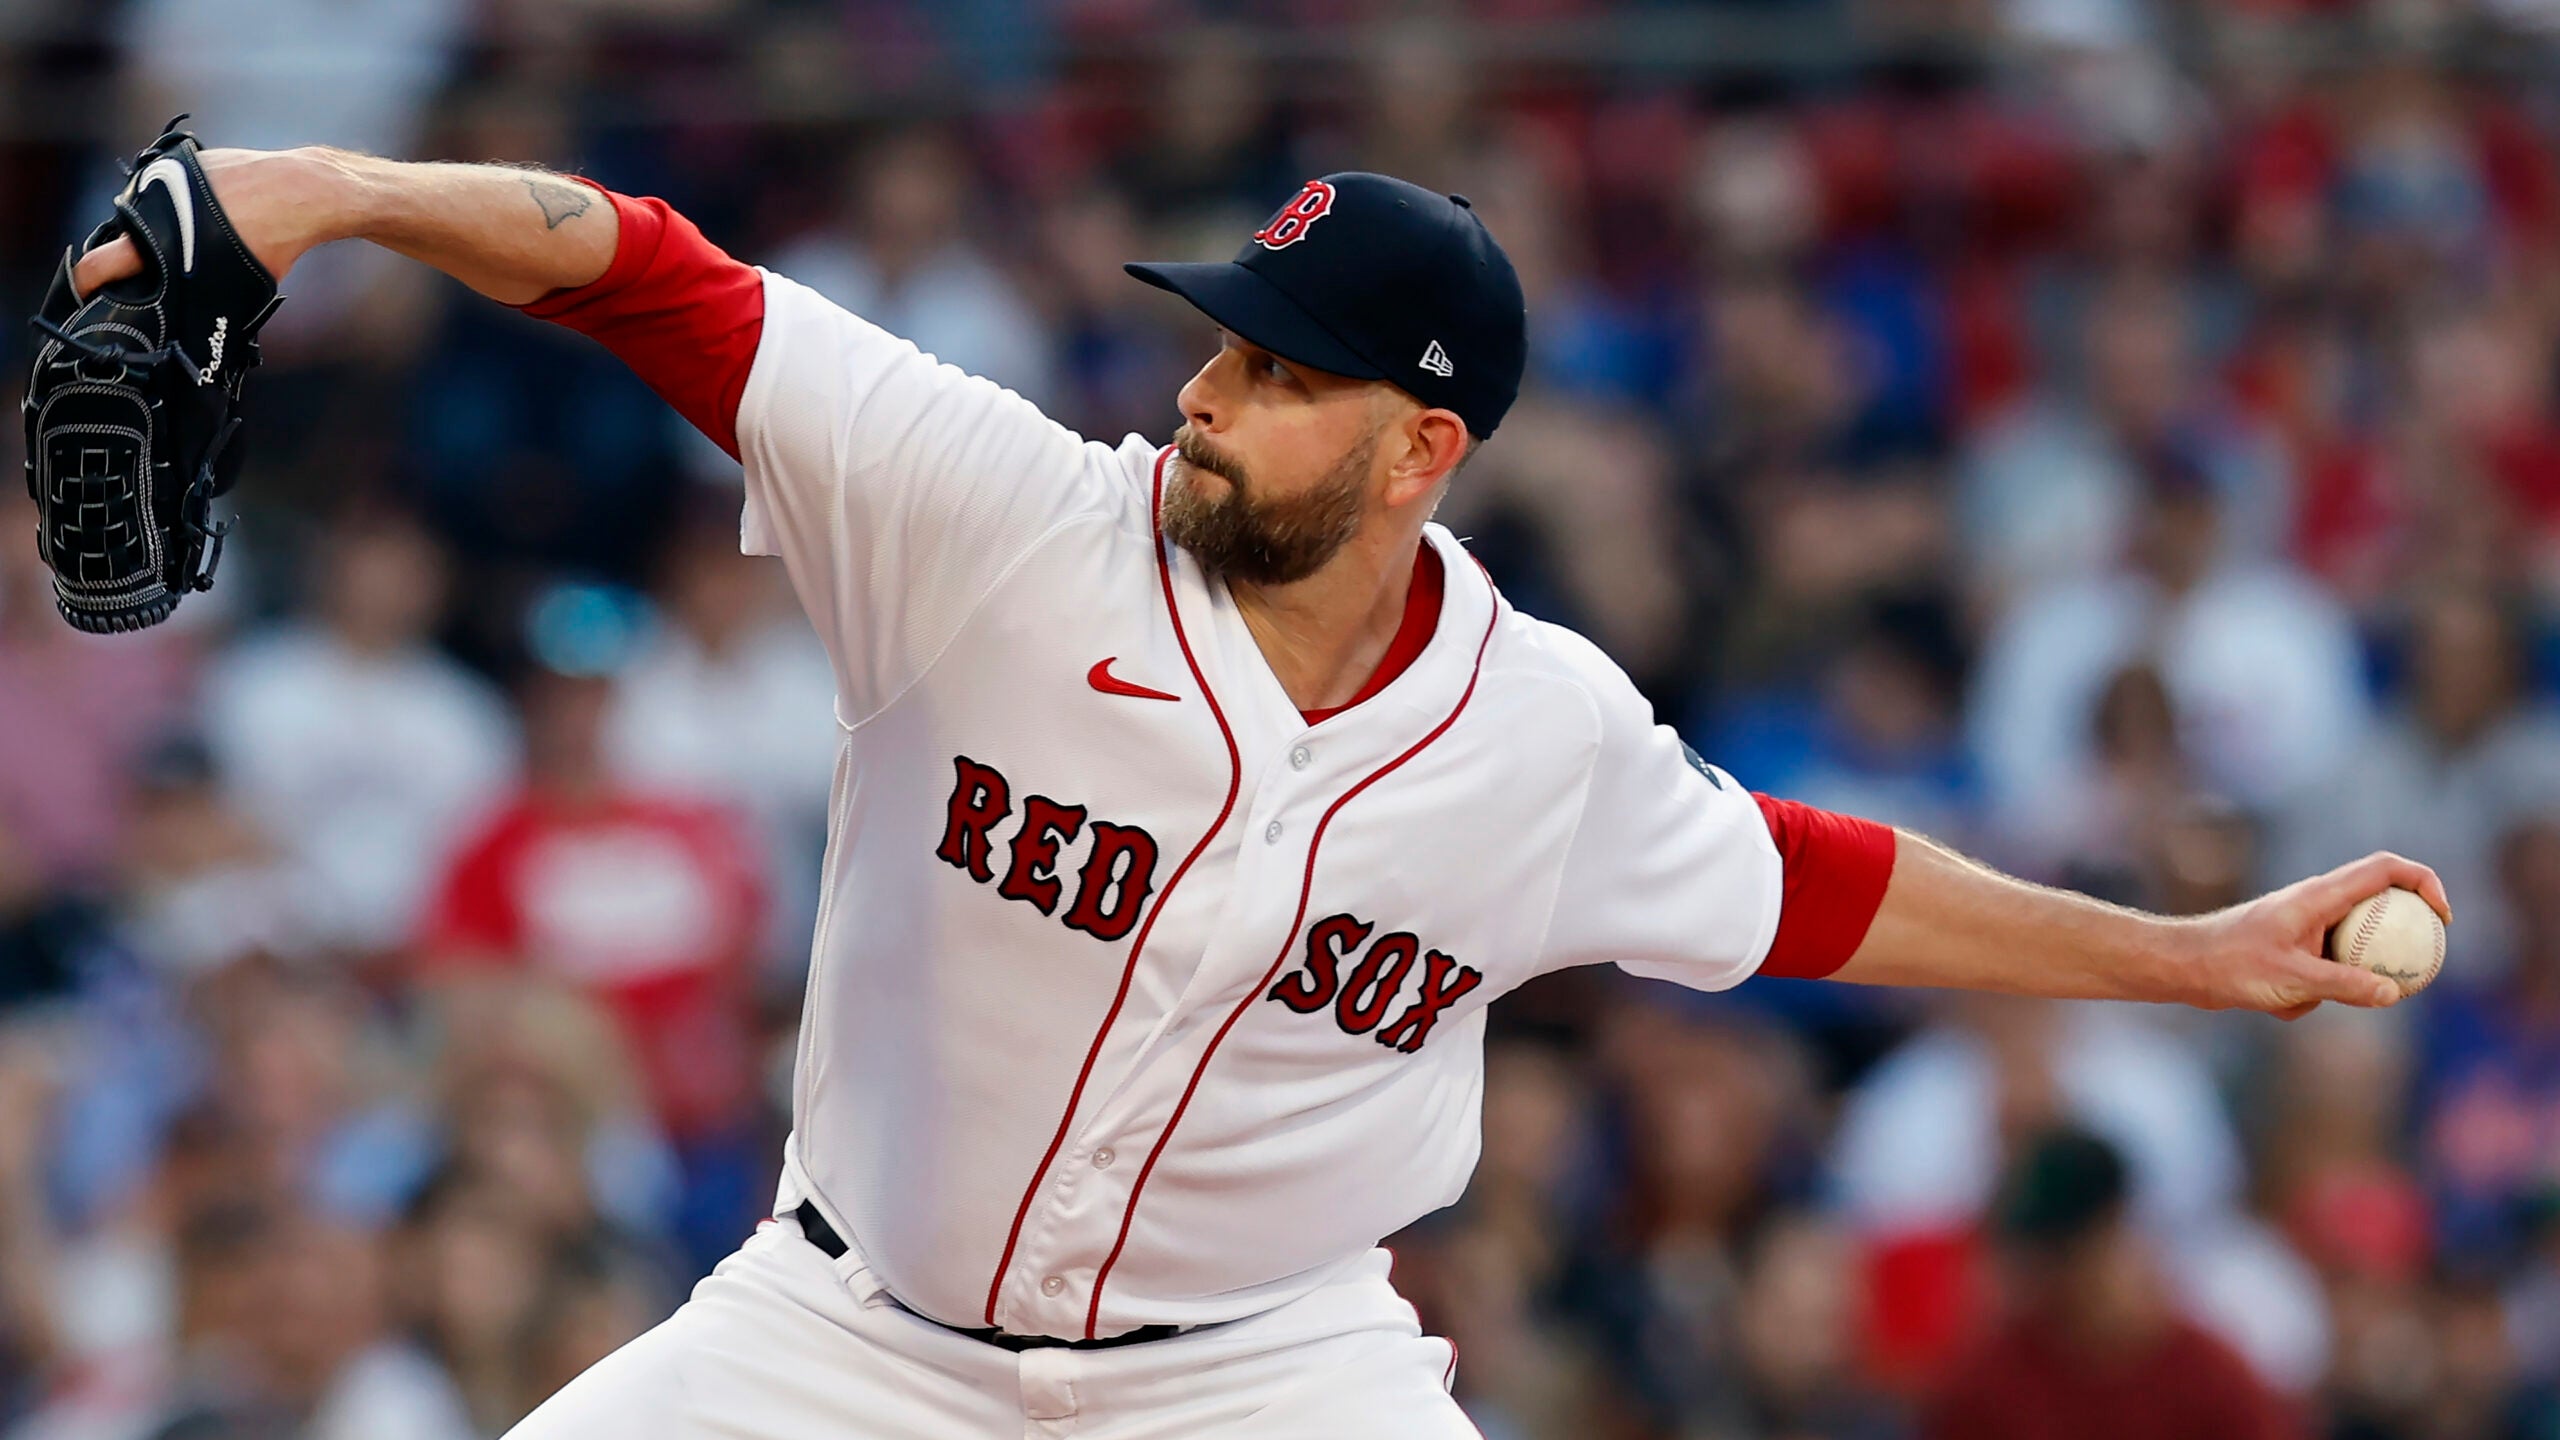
514,182,765,460
1749,794,1898,980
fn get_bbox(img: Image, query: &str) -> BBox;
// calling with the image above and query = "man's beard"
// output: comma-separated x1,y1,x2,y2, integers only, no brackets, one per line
1161,424,1372,586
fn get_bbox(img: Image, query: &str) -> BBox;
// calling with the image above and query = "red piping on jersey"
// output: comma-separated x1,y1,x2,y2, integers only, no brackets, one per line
1082,558,1502,1338
1300,544,1441,725
981,446,1244,1329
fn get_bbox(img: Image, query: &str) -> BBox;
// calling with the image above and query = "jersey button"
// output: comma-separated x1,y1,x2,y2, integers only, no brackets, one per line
1289,746,1312,770
1040,1275,1067,1297
1264,820,1284,844
1091,1147,1116,1170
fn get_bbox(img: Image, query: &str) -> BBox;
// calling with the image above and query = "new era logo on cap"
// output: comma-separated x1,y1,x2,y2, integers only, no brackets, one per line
1419,340,1453,377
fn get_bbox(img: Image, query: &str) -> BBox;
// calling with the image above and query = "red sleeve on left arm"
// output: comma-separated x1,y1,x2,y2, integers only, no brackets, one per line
1750,794,1897,980
516,183,764,460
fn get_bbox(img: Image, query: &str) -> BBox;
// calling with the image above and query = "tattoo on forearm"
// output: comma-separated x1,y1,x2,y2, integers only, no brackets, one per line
526,178,592,229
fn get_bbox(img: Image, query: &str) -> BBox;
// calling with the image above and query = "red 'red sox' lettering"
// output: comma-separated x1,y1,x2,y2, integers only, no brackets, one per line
1265,910,1483,1054
937,755,1162,943
1000,795,1088,914
1061,822,1160,942
1374,948,1481,1052
1268,914,1371,1012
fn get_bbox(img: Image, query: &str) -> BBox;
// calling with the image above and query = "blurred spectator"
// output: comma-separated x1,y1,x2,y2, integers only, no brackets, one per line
1501,145,1692,415
0,493,196,890
115,741,304,981
0,1029,66,1409
1690,594,1977,1087
423,665,760,1135
1033,187,1197,446
2327,46,2514,296
1696,590,1980,842
1322,16,1502,199
1561,1006,1823,1434
2256,1009,2421,1265
768,127,1056,406
2036,663,2190,898
506,1235,661,1424
1958,273,2288,606
145,1203,471,1440
1831,998,2239,1242
393,1167,550,1434
2416,816,2560,1268
391,1157,665,1436
186,961,415,1227
1103,22,1295,253
420,663,764,1271
0,827,107,1021
0,818,196,1229
1828,995,2329,1392
1393,1041,1620,1439
21,1189,475,1440
1968,444,2369,860
1731,1215,1901,1440
117,0,460,158
2292,291,2560,608
1921,1128,2302,1440
2509,1209,2560,1414
1439,393,1693,685
401,83,686,596
1692,271,1865,487
421,979,678,1247
117,0,465,349
202,508,518,961
603,502,834,980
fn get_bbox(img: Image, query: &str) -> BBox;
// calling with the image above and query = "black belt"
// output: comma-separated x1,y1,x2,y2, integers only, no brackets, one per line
789,1201,1184,1352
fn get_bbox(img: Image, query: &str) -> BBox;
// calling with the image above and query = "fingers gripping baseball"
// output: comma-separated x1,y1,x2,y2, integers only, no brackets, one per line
2278,951,2401,1013
2205,851,2451,1017
2286,851,2452,930
2216,949,2394,1018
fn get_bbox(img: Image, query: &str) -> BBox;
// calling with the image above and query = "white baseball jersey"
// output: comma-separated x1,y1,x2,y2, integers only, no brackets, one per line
733,270,1788,1341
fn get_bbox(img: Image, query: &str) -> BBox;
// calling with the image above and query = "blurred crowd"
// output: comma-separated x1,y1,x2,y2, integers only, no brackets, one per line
5,0,2560,1436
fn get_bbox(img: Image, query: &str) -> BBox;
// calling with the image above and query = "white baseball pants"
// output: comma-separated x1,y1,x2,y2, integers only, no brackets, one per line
502,1215,1479,1439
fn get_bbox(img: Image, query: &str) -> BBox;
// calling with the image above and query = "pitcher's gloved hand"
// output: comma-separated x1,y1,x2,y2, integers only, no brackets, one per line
21,117,282,632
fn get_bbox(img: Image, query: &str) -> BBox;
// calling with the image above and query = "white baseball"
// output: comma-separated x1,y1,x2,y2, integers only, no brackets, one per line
2325,886,2447,997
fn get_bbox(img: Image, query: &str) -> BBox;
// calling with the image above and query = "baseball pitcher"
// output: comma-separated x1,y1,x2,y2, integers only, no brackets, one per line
67,147,2447,1439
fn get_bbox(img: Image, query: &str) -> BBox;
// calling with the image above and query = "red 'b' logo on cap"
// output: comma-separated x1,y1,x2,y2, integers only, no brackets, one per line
1253,180,1337,250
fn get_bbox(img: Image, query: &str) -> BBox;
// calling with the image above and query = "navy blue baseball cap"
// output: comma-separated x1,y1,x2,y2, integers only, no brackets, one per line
1126,172,1528,439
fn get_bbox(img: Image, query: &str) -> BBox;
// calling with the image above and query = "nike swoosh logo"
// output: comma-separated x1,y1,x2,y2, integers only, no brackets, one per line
134,157,196,274
1088,658,1181,702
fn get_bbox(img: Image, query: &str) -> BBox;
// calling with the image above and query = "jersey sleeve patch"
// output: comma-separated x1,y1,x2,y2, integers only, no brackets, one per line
1680,740,1727,789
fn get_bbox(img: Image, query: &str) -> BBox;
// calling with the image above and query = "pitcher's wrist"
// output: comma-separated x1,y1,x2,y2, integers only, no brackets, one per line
297,146,390,246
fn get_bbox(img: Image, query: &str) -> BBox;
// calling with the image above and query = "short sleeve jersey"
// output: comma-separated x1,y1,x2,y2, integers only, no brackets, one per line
526,192,1888,1342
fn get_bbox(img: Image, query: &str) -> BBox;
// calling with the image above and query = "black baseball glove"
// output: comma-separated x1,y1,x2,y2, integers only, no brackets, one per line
21,118,282,633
